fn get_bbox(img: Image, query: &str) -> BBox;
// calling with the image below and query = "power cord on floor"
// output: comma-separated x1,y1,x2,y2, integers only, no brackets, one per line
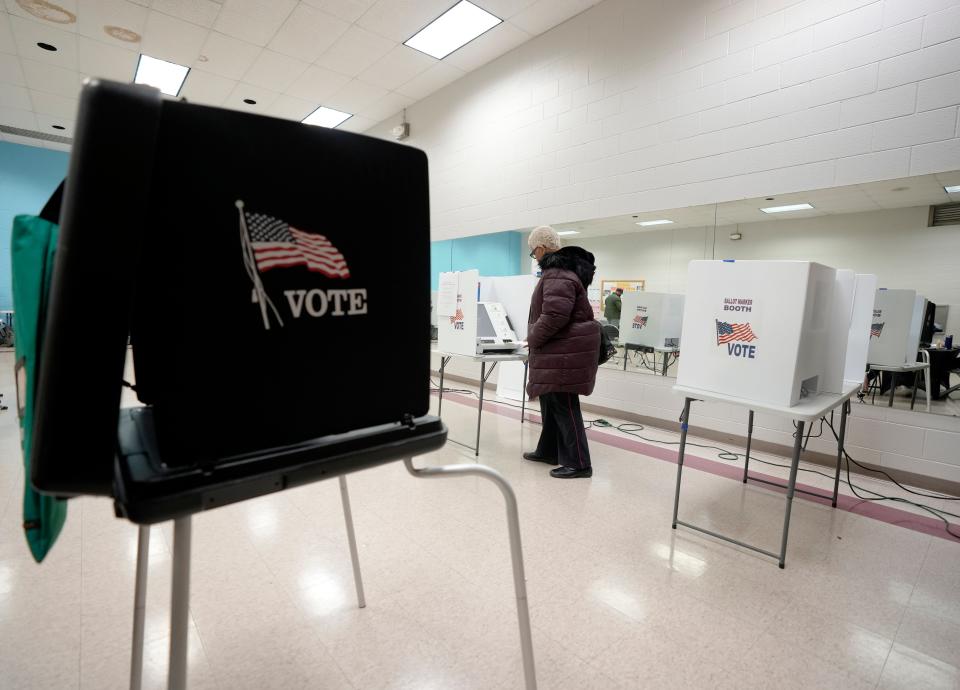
427,378,959,539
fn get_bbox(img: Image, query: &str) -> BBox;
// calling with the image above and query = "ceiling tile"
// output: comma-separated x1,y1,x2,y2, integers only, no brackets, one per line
336,113,374,132
510,0,596,36
357,89,413,123
141,10,209,65
10,16,79,69
359,44,434,91
267,4,349,63
223,81,281,113
29,90,78,118
0,104,37,129
0,52,24,85
355,0,452,44
213,0,297,47
325,78,387,113
4,0,79,31
444,19,529,72
0,82,31,109
77,37,139,81
315,25,394,78
300,0,377,24
77,0,148,49
36,112,74,136
196,31,261,80
266,93,316,121
242,49,308,92
150,0,222,28
287,64,350,102
20,58,82,98
0,9,18,54
179,68,236,106
395,61,463,100
474,0,537,20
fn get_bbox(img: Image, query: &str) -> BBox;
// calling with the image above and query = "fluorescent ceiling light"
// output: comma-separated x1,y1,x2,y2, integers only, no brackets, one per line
636,219,673,227
760,203,814,214
134,54,189,96
302,106,352,128
404,1,502,60
944,185,960,194
557,230,580,236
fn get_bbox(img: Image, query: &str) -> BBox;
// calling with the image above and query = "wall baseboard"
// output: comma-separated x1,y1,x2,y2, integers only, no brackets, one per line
434,370,960,498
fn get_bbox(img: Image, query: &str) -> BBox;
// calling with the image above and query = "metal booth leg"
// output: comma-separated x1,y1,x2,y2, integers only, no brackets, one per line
338,475,366,608
910,370,920,411
403,458,537,690
888,372,897,407
662,353,668,377
742,410,754,484
832,401,849,507
521,362,528,424
130,525,150,690
438,356,451,417
168,517,192,690
671,398,692,529
475,362,498,457
777,422,805,569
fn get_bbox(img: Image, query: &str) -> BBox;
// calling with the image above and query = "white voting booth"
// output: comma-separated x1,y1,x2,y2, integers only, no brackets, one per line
437,270,480,356
868,289,927,366
480,275,538,402
621,291,684,348
676,260,841,407
844,274,879,383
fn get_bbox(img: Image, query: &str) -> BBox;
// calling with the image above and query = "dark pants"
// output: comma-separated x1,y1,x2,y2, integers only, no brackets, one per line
535,392,591,469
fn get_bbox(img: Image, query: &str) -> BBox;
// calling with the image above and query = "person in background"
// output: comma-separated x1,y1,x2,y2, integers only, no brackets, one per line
523,226,601,479
604,287,623,325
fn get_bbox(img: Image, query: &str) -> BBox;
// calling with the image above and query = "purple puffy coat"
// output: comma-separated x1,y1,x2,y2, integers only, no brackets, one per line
526,246,601,398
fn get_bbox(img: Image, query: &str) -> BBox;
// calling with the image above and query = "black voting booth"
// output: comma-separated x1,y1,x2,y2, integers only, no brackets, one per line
31,81,536,690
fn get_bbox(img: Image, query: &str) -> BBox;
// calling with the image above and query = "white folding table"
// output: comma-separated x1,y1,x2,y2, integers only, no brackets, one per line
433,349,529,456
671,382,861,568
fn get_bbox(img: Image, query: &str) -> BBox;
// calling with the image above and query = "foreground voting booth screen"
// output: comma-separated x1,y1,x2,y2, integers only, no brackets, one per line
868,289,926,366
31,80,439,507
676,260,839,407
844,274,879,384
621,291,684,349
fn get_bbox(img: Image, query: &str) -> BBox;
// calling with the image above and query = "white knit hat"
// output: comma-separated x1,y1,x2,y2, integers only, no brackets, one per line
528,225,561,252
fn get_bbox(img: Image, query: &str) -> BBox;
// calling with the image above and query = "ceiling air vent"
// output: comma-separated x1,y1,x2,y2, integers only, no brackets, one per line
0,125,73,145
929,202,960,227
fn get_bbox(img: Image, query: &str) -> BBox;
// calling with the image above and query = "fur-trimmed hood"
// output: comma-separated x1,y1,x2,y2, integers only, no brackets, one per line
538,246,596,288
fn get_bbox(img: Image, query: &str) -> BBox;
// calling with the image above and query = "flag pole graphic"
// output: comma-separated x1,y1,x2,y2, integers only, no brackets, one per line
236,200,284,330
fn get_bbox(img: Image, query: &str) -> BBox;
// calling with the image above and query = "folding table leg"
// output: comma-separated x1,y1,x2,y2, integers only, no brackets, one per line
130,525,150,690
403,458,537,690
777,423,805,569
741,410,754,483
338,475,366,609
168,517,192,690
672,398,692,529
831,401,848,507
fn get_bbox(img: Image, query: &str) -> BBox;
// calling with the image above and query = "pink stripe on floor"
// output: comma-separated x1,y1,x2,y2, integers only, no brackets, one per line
431,389,960,543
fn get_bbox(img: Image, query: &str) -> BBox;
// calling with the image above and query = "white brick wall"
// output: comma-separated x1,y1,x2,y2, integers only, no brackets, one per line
366,0,960,242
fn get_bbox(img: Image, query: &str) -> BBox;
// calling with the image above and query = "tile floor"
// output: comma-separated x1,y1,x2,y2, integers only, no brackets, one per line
1,350,959,689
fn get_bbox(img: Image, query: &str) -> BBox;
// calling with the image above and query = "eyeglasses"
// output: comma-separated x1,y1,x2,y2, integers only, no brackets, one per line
529,248,538,259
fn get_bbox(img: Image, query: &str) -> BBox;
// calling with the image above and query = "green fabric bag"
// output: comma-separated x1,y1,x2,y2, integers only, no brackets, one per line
11,213,67,562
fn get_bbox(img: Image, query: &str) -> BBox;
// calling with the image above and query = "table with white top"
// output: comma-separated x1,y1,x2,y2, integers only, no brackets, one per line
433,349,529,456
866,362,929,409
671,382,861,568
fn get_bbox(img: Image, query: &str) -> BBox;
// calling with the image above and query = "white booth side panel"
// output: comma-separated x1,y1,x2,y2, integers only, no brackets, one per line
868,289,918,366
844,274,878,384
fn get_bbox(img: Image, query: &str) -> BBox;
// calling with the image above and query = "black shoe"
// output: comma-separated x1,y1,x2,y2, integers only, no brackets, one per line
550,466,593,478
523,452,558,465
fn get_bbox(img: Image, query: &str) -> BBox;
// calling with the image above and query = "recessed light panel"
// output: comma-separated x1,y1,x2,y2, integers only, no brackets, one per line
759,203,814,214
557,230,580,236
134,54,189,96
302,106,352,128
636,219,673,227
945,185,960,194
404,1,502,60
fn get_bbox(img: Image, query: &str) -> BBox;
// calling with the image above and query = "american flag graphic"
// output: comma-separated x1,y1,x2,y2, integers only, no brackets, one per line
245,211,350,279
449,307,464,324
633,315,648,328
716,320,757,345
870,322,884,339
